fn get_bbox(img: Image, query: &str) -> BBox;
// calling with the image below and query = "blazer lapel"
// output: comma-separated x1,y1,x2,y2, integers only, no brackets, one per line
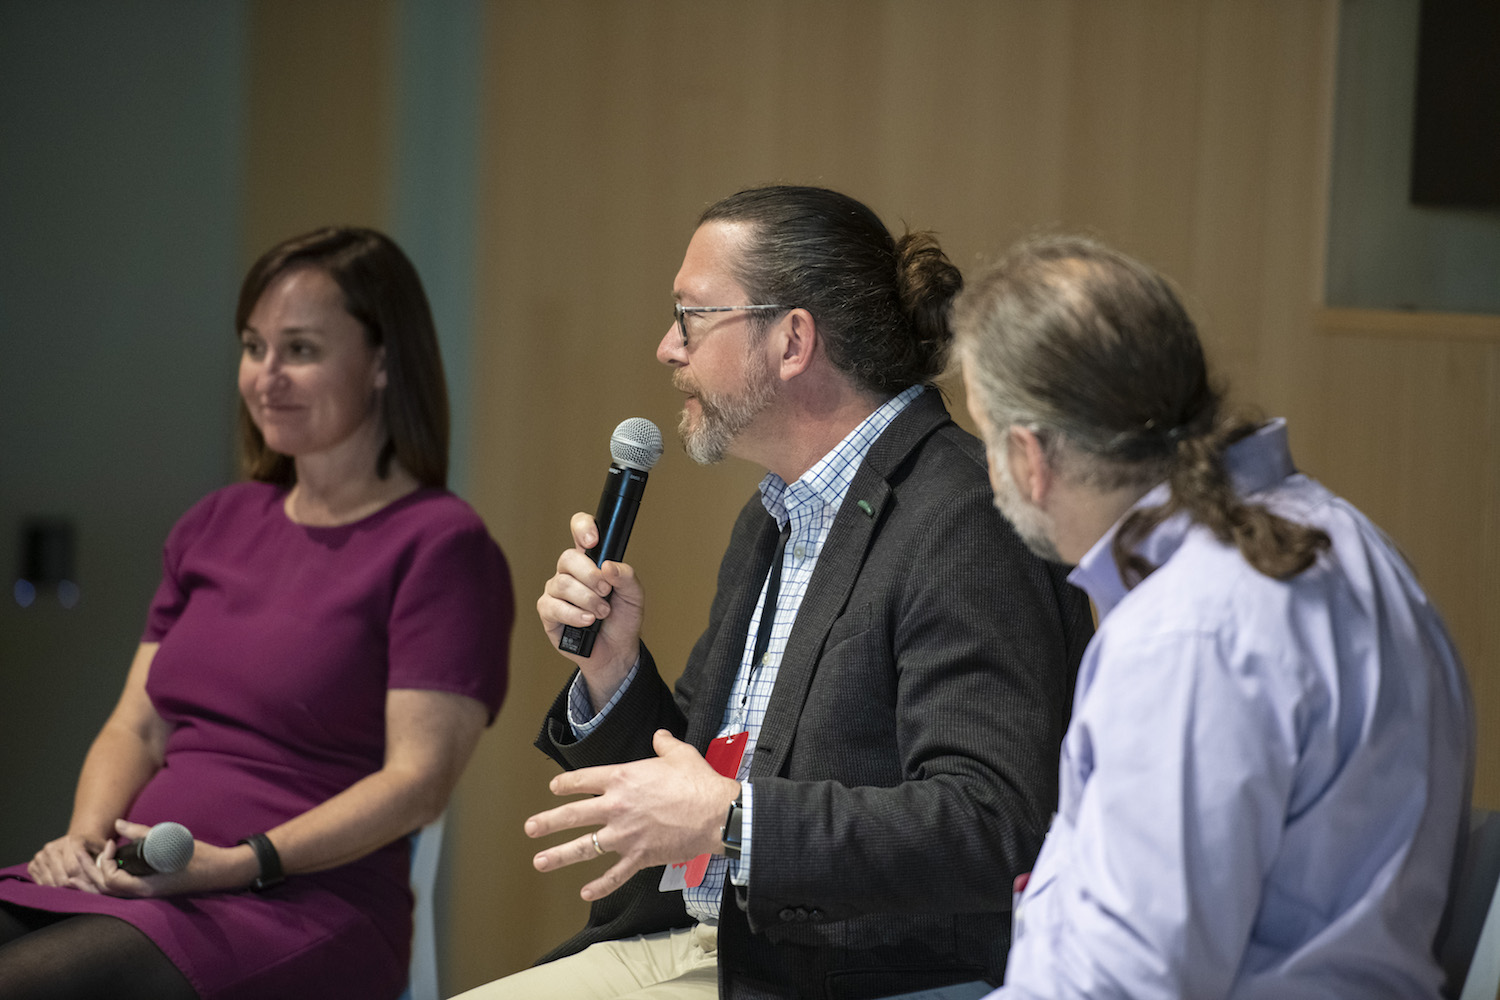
685,512,782,749
750,389,954,777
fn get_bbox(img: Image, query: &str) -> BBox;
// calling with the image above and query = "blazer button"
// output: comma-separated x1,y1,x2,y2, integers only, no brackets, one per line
779,907,797,922
808,908,823,920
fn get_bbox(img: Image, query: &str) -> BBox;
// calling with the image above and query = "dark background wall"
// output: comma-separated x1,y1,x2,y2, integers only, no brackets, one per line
0,0,244,863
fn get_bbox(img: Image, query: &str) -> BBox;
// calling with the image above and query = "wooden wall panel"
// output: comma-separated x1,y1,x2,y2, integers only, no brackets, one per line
1314,324,1500,807
245,0,396,262
451,0,1495,988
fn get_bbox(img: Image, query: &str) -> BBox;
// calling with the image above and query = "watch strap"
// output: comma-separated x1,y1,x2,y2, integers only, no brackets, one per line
238,832,284,891
720,793,744,860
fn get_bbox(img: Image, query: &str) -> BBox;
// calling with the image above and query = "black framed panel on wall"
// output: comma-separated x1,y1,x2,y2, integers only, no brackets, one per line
1410,0,1500,210
1325,0,1500,318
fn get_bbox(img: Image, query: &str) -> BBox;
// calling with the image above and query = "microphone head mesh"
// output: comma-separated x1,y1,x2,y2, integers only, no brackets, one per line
142,821,195,874
609,418,663,471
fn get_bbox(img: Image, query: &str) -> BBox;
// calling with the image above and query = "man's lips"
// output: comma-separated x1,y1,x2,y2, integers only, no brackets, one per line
671,373,700,412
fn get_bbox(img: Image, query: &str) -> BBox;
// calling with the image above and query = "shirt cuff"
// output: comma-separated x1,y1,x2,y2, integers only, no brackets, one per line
729,781,751,886
567,658,641,740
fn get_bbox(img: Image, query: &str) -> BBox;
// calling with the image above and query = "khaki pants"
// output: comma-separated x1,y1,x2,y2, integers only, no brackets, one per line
451,923,718,1000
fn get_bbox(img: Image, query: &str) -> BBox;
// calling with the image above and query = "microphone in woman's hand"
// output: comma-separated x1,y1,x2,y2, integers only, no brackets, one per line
116,821,194,875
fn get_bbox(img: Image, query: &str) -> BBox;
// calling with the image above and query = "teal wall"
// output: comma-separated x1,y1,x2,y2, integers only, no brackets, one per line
387,3,485,983
392,0,484,498
1327,0,1500,314
0,1,247,862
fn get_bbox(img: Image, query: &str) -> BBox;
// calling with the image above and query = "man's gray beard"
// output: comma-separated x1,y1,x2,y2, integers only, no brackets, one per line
677,352,779,466
990,443,1066,565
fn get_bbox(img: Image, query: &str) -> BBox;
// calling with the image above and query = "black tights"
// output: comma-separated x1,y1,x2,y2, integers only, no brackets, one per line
0,901,199,1000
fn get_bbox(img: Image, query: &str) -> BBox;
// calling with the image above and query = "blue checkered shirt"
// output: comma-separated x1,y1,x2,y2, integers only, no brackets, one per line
571,385,924,923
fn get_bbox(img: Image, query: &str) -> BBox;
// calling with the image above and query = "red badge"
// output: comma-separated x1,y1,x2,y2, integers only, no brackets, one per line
659,731,748,891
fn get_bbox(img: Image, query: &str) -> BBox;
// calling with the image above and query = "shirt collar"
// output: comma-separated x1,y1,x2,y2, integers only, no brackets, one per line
1067,418,1297,618
758,384,925,526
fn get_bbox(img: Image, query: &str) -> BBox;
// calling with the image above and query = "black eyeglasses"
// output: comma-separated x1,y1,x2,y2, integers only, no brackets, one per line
673,304,794,348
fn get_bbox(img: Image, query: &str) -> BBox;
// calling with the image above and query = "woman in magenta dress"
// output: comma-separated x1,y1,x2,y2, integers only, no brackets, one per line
0,227,514,1000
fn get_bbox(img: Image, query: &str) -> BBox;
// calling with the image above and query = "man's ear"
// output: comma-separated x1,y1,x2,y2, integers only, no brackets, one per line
1008,425,1052,504
777,308,817,382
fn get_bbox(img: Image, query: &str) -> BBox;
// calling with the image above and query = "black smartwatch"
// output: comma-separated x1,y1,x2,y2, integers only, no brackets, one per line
720,791,745,860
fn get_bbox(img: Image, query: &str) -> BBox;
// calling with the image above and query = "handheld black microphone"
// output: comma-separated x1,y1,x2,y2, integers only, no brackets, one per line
115,821,194,876
558,417,664,657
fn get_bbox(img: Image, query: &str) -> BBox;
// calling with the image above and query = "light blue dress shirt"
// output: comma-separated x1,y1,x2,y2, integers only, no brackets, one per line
992,419,1473,1000
569,385,923,924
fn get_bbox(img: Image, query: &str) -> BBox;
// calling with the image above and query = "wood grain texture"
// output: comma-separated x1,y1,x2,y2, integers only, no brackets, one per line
1319,307,1500,342
244,0,396,264
450,1,1500,990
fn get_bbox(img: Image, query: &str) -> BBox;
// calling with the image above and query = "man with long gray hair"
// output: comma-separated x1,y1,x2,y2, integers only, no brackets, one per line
954,234,1473,999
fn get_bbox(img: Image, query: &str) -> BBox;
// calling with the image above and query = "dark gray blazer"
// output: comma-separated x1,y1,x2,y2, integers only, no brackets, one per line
537,390,1093,999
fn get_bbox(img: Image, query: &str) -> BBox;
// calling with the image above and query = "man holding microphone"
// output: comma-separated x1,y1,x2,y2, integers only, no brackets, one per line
457,186,1092,999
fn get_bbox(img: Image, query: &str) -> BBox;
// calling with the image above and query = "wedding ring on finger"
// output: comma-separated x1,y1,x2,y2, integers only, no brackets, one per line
591,831,605,856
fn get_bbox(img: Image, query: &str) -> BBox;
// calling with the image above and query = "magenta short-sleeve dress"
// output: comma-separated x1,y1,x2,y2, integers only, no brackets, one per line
0,482,513,1000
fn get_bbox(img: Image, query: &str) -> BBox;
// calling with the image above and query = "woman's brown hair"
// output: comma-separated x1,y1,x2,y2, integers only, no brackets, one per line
235,227,449,488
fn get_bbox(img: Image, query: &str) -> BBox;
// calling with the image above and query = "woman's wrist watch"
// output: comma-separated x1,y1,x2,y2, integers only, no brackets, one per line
238,832,284,892
720,791,745,860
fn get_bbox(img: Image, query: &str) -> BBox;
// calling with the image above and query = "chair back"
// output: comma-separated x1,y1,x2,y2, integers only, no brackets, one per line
397,812,446,1000
1438,808,1500,1000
